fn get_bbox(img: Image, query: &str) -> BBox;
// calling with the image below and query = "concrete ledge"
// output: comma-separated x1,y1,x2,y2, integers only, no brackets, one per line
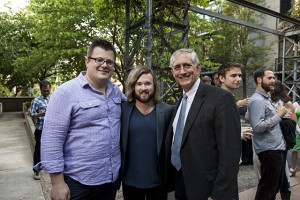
0,102,3,118
23,103,36,146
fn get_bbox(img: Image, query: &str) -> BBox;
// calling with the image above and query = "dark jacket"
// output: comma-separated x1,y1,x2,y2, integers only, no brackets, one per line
165,83,241,200
120,101,174,193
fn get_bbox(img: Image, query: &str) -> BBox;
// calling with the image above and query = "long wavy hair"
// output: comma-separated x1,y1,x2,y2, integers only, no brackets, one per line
125,66,159,104
271,80,291,103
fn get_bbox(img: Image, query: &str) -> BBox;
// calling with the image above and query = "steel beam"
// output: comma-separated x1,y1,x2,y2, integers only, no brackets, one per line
189,6,283,36
227,0,300,26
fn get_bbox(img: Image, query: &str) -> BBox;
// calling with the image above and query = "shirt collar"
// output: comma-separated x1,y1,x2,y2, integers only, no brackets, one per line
255,89,270,99
78,71,89,88
38,94,50,101
77,71,114,96
184,79,200,98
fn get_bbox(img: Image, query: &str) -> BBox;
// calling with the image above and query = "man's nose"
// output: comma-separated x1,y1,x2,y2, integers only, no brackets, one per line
141,84,147,90
178,66,187,73
100,63,109,68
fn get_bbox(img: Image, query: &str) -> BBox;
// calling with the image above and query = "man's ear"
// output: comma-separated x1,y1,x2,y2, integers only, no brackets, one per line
257,77,262,84
85,56,90,65
219,75,225,83
196,64,201,74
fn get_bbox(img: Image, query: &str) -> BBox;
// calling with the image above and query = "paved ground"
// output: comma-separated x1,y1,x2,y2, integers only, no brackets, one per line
0,112,44,200
1,112,300,200
38,165,257,200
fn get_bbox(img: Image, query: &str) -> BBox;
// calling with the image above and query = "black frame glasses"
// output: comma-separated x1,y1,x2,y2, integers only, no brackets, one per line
88,57,116,68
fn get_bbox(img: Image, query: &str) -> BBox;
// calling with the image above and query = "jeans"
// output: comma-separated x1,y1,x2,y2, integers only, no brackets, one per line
33,129,42,168
255,150,284,200
122,183,166,200
64,176,118,200
280,150,290,193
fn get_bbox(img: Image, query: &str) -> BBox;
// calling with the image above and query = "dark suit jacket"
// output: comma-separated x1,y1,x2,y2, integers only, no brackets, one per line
165,83,241,200
120,101,174,191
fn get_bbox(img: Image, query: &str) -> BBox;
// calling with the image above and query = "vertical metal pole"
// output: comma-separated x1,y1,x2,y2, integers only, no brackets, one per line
125,0,130,74
183,0,189,48
282,36,286,83
293,40,298,102
145,0,153,68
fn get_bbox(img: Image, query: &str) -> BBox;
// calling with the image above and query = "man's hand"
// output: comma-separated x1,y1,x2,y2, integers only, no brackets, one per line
241,127,253,141
32,111,46,119
237,98,249,107
51,182,70,200
276,105,287,118
50,173,70,200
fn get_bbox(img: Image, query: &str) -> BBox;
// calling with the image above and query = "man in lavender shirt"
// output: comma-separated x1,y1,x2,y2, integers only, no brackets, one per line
37,39,126,200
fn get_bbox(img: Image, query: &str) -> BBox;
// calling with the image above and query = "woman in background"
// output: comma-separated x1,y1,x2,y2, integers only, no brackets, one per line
271,80,296,200
290,101,300,177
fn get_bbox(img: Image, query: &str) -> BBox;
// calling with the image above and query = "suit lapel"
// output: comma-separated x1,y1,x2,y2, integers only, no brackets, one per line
156,103,164,155
122,103,135,155
181,84,205,146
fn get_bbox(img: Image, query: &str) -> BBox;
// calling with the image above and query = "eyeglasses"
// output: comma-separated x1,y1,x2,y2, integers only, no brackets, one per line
88,57,116,68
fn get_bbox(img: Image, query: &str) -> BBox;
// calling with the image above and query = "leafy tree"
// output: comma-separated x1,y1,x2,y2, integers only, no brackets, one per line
290,0,300,18
1,0,268,101
1,0,128,95
122,0,217,104
208,0,270,97
0,9,36,96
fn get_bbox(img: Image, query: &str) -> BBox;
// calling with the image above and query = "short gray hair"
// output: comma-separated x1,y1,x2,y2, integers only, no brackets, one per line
169,48,199,68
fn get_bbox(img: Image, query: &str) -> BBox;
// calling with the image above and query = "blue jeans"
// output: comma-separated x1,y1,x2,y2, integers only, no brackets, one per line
64,176,118,200
33,129,42,167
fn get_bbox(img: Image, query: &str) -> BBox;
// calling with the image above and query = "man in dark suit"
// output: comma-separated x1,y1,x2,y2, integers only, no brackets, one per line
121,66,174,200
165,49,241,200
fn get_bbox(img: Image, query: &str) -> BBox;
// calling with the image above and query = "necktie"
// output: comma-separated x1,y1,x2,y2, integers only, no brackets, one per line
171,94,188,171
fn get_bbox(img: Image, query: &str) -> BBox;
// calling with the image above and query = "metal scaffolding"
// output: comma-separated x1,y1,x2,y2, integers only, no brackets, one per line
227,0,300,101
125,0,300,100
125,0,190,101
277,28,300,101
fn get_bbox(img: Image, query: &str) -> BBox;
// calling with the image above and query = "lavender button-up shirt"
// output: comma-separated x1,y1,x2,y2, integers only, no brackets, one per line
39,72,126,185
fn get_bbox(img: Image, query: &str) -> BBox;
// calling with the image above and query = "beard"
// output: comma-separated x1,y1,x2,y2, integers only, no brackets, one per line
261,80,273,92
134,90,155,103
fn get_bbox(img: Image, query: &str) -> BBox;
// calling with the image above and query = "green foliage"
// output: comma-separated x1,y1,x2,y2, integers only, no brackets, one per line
289,0,300,18
0,0,270,100
0,9,35,95
0,84,14,97
207,0,270,97
24,101,32,109
1,0,128,95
